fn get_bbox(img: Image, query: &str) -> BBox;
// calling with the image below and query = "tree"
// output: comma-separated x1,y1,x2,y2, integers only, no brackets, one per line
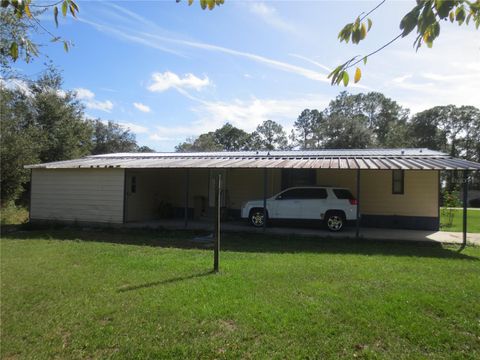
175,133,223,152
251,120,289,150
290,109,323,149
408,105,480,160
325,92,410,147
408,105,480,191
31,70,93,163
212,123,252,151
137,145,156,153
329,0,480,86
321,114,374,149
91,120,138,155
0,86,41,203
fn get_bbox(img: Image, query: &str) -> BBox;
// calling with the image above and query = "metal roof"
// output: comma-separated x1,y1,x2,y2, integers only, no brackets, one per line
26,149,480,171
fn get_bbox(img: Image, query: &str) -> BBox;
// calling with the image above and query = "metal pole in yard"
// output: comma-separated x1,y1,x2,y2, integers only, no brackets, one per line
214,173,221,272
356,168,361,239
184,169,189,228
461,170,468,251
263,168,267,231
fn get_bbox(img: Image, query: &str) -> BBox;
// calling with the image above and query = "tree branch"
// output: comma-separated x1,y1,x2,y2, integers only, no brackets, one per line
359,0,387,21
346,32,403,69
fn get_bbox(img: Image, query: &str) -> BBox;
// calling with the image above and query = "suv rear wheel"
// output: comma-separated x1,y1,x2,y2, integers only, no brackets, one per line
325,211,345,232
249,208,267,227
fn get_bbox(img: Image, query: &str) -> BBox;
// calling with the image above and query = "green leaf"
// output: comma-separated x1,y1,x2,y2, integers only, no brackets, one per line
70,1,79,12
342,71,349,87
62,0,67,16
54,6,58,27
24,3,31,17
200,0,207,10
435,0,454,19
363,56,368,65
466,13,472,25
63,41,69,52
360,23,367,40
10,42,18,61
1,1,10,9
455,6,465,25
69,4,76,17
449,11,455,22
367,18,372,32
400,4,422,37
354,67,361,83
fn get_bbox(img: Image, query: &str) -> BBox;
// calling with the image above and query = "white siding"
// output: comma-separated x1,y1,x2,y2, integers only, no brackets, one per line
31,168,125,223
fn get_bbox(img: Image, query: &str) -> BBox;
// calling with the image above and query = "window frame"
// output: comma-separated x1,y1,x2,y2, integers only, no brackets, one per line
392,170,404,195
131,175,137,194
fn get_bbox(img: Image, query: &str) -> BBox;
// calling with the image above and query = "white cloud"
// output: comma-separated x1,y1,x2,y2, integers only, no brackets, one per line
375,27,480,113
75,87,113,112
119,122,148,134
0,78,32,96
289,53,332,73
147,71,211,92
249,3,297,33
148,93,330,144
133,102,151,113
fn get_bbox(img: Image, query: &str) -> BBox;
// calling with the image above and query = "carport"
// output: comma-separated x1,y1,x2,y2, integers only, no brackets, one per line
27,149,480,246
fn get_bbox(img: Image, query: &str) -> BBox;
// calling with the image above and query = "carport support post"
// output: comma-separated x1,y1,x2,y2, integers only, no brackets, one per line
356,168,361,239
184,169,189,228
461,170,468,250
214,174,221,272
263,168,268,231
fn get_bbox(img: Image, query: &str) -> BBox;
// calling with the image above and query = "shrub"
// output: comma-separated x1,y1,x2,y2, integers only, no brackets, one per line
441,190,461,228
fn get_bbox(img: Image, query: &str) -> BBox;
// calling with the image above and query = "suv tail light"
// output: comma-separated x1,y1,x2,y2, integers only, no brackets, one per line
349,199,358,205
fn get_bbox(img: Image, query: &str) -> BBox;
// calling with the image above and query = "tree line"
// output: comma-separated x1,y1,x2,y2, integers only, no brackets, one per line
176,92,480,164
1,68,153,204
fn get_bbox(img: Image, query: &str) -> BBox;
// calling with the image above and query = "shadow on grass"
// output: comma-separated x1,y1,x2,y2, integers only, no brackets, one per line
117,270,216,292
2,225,478,261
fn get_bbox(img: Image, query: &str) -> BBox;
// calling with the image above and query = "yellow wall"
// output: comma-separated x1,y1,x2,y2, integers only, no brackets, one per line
360,170,438,217
315,169,438,217
124,168,439,221
125,169,209,221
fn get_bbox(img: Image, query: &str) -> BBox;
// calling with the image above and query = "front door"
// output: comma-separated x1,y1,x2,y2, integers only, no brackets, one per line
271,188,304,219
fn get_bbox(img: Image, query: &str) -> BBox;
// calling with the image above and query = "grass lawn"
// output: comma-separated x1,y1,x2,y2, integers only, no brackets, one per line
440,208,480,233
1,227,479,359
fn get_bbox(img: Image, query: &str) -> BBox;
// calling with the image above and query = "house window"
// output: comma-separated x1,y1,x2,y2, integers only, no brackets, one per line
392,170,404,194
131,176,137,194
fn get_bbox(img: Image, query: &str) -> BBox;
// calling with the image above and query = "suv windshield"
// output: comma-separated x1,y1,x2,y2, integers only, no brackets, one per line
333,189,355,200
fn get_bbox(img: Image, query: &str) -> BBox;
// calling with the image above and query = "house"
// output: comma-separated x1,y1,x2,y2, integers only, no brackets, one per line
25,149,480,231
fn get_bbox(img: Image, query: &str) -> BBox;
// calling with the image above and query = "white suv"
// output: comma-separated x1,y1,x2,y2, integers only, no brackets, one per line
241,186,358,231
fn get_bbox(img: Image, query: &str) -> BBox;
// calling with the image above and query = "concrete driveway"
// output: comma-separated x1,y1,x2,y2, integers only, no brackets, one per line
127,219,480,246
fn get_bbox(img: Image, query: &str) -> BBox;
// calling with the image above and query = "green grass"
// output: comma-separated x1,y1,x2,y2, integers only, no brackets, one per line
1,227,479,359
0,204,29,226
440,208,480,233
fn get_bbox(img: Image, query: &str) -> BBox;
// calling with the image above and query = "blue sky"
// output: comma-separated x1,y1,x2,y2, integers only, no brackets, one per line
16,0,480,151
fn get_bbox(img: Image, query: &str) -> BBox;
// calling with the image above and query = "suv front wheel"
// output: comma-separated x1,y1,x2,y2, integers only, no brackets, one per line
249,208,267,227
325,212,345,232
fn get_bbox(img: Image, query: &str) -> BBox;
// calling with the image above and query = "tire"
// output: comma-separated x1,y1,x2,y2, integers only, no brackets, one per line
325,211,345,232
249,208,267,227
